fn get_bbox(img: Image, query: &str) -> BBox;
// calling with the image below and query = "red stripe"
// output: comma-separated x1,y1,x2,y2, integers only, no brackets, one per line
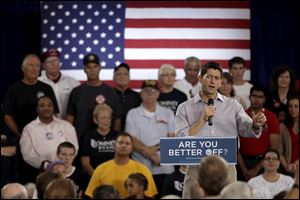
125,19,250,28
125,40,250,49
126,1,250,8
125,60,251,69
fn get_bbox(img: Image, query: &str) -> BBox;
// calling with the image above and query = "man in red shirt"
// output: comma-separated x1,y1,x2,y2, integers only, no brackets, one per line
237,84,280,181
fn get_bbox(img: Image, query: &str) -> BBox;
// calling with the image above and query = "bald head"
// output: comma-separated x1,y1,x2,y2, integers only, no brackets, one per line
1,183,28,199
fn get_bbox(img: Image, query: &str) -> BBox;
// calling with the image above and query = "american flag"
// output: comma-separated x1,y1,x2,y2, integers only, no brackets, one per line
41,1,250,89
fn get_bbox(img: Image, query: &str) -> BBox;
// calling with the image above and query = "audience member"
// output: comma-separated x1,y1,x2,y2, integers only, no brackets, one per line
283,160,299,199
3,54,59,139
125,80,175,198
228,56,252,109
124,172,152,199
238,85,280,181
218,71,247,110
24,182,36,199
266,64,296,122
3,54,59,184
1,183,28,199
278,95,299,176
248,149,294,199
173,56,201,99
81,103,118,176
193,155,230,198
175,61,267,198
158,64,187,116
56,141,89,196
35,170,63,199
85,132,157,199
20,95,78,169
92,185,120,199
1,115,18,188
161,165,186,197
47,160,66,175
66,53,123,144
113,63,141,130
43,178,77,199
39,48,80,119
220,181,254,199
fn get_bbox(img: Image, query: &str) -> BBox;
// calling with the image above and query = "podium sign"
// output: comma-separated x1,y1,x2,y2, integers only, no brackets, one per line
160,137,237,165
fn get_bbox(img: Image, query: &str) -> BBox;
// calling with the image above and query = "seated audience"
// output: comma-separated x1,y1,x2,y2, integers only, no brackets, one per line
124,173,152,199
81,103,118,176
1,183,28,199
20,95,78,169
92,185,120,199
85,132,157,199
220,181,254,199
248,149,294,199
56,141,90,196
43,178,78,199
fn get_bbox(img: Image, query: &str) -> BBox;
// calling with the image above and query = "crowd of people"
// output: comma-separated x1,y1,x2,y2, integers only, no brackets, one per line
1,49,299,199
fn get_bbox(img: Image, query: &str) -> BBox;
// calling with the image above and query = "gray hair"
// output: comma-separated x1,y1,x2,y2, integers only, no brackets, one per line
1,183,28,199
158,63,176,78
220,181,254,199
21,54,40,69
184,56,200,68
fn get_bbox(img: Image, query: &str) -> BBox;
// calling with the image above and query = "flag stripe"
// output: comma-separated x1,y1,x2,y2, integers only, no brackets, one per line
126,19,250,28
125,39,250,49
125,60,251,69
124,48,250,60
125,28,250,40
126,1,250,9
60,69,251,82
126,8,250,20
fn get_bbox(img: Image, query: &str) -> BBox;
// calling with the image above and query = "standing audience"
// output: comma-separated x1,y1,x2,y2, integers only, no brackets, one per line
125,80,175,198
66,53,123,144
266,64,296,123
158,64,187,116
39,48,80,119
278,95,299,175
113,63,141,130
228,56,252,109
218,72,247,110
173,56,201,99
238,85,280,181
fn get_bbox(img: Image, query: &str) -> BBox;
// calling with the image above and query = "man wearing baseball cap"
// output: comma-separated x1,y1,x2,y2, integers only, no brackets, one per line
39,48,80,118
66,53,123,147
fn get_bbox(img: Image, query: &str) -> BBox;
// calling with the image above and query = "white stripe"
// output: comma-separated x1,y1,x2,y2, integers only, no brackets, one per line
124,48,250,60
125,28,250,40
126,8,250,19
60,69,251,81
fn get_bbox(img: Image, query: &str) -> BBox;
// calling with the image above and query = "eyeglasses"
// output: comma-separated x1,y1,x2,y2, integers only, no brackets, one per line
264,157,278,161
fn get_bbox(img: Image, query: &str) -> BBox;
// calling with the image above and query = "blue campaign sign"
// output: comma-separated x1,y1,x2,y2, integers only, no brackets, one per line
160,137,237,165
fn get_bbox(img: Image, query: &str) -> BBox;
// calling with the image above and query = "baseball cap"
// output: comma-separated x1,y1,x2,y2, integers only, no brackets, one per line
83,53,100,65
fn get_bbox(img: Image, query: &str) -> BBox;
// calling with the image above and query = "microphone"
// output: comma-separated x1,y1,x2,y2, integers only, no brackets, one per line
208,98,214,126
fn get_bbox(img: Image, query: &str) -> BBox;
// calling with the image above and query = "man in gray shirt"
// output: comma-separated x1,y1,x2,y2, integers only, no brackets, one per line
175,62,266,198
